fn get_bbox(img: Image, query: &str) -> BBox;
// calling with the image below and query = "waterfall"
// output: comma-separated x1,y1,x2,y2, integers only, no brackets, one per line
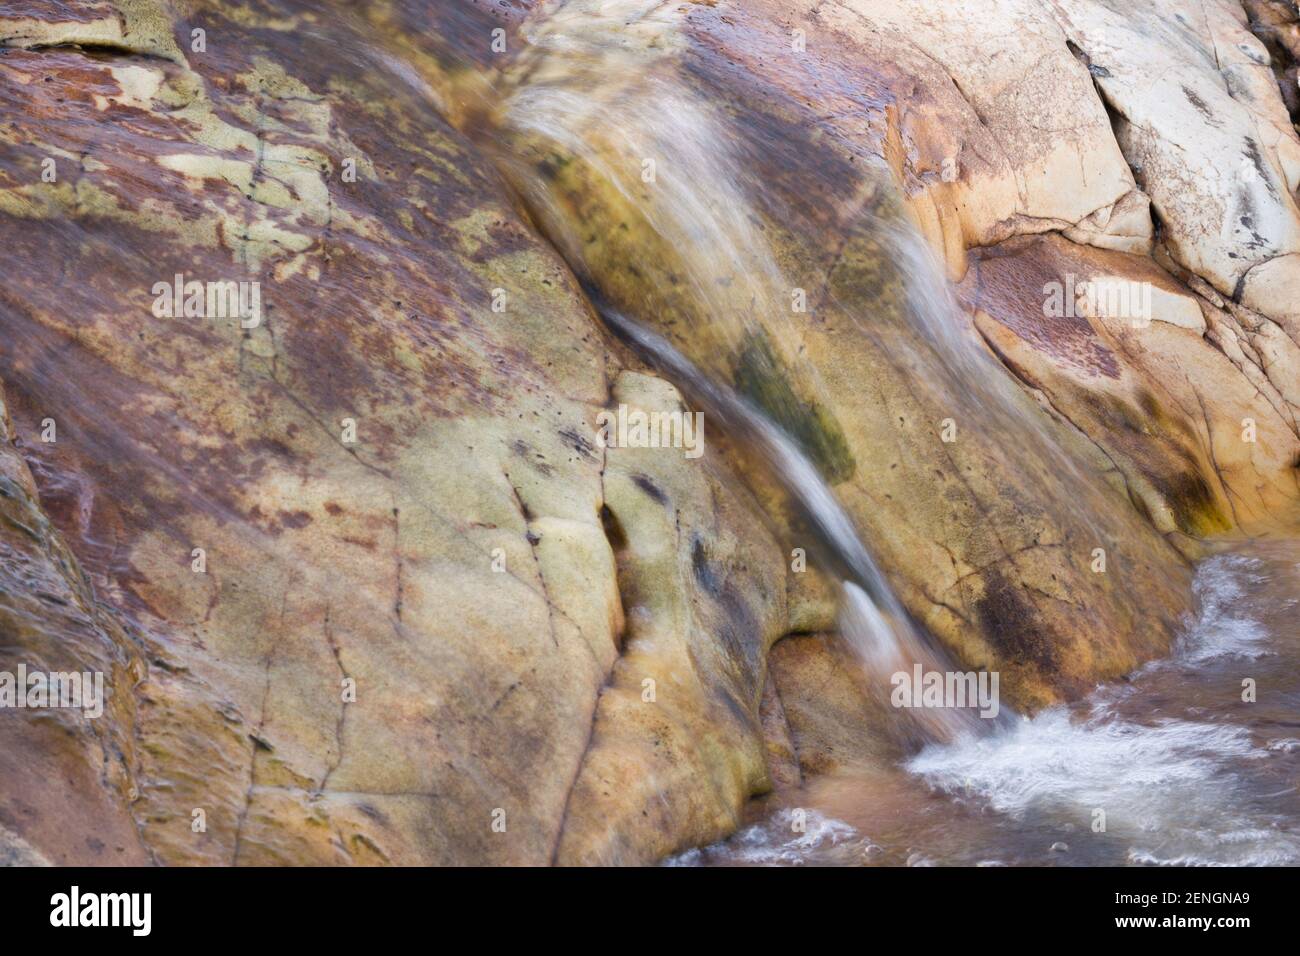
598,303,988,744
469,0,1141,745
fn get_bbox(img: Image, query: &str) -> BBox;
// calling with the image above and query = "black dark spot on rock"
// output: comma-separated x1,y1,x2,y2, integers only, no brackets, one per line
558,426,597,461
278,509,312,529
716,684,756,733
632,473,668,505
1153,468,1229,536
511,439,553,476
691,536,722,596
1242,137,1276,199
1182,85,1217,124
714,581,764,691
600,504,627,552
973,568,1059,674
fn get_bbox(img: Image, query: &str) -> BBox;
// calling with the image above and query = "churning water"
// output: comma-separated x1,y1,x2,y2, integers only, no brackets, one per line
679,541,1300,866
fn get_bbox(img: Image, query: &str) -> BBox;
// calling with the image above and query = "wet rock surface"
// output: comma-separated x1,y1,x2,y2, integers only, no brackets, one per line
1,0,1297,865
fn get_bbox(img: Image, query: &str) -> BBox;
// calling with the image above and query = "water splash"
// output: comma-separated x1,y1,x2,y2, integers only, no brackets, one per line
666,809,864,867
1173,554,1271,663
684,543,1300,865
599,304,980,742
902,547,1300,866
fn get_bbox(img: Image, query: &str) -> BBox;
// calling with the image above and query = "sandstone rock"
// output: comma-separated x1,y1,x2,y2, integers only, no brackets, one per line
0,824,51,866
758,669,802,791
819,0,1154,269
765,634,899,778
553,372,790,865
2,0,603,862
0,0,792,866
959,234,1300,532
487,0,1196,711
3,0,1296,868
1048,0,1300,333
0,386,151,865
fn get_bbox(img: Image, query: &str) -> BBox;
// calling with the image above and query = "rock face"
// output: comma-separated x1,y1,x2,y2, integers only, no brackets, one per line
763,634,898,779
553,372,789,865
1,0,1297,866
1051,1,1300,330
0,0,801,866
960,234,1300,531
824,0,1156,263
484,0,1214,710
0,387,149,865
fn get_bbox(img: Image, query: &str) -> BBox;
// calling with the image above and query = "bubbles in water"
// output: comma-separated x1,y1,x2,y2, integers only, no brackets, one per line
693,546,1300,866
665,809,863,866
907,708,1261,821
904,551,1300,866
1173,554,1271,663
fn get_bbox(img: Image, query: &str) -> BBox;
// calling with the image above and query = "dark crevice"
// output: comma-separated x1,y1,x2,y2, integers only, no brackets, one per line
0,40,175,65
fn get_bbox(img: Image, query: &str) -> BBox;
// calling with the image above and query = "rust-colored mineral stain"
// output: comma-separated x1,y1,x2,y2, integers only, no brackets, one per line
684,0,893,226
959,240,1121,379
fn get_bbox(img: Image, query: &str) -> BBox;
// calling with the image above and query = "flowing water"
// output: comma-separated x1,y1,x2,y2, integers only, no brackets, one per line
597,304,983,746
673,539,1300,866
462,1,1300,864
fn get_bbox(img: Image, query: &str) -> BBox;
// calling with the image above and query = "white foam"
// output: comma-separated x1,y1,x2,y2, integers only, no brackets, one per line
905,695,1297,863
907,708,1261,822
1173,555,1271,663
665,809,861,866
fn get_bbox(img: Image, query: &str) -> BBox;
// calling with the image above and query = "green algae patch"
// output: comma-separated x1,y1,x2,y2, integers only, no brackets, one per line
733,332,856,485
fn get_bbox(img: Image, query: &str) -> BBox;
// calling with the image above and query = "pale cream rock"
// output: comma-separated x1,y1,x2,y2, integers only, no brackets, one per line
827,0,1153,269
1046,0,1300,327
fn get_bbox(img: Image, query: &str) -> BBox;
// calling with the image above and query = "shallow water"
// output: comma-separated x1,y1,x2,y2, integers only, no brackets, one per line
679,539,1300,866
